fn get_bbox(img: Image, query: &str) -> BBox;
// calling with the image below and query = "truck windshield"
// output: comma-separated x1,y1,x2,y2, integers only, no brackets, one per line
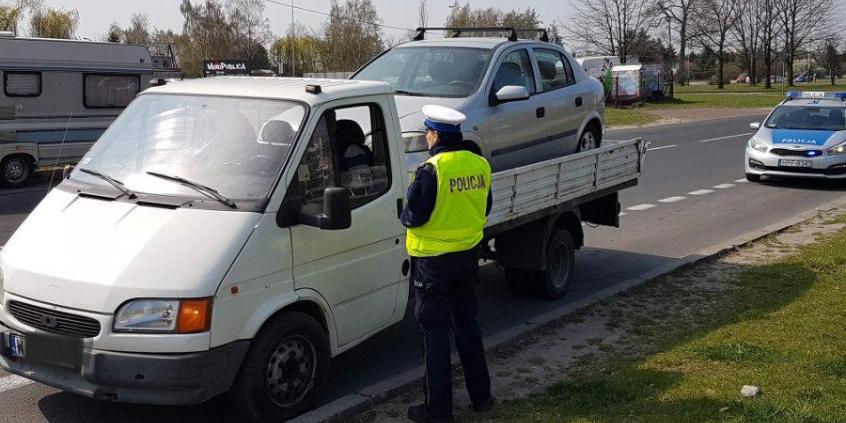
71,94,305,207
353,47,490,98
765,106,846,131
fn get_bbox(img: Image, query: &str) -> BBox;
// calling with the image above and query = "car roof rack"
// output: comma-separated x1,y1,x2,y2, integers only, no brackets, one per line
412,27,549,43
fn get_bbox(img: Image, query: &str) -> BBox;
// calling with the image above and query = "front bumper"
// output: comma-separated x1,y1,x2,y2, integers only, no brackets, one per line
0,317,249,405
745,147,846,179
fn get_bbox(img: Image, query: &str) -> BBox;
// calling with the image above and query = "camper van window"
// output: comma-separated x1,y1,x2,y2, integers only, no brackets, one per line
4,71,41,97
83,74,140,108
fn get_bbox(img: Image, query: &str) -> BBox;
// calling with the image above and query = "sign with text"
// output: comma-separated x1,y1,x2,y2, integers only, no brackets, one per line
203,60,250,77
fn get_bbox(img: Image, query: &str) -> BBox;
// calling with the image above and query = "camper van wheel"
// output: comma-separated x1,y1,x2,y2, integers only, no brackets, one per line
0,155,33,188
231,311,330,423
504,230,575,300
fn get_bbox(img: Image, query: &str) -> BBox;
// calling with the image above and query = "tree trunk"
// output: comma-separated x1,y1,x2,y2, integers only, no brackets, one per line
786,52,794,86
717,48,725,89
764,45,772,89
750,55,757,85
679,22,687,86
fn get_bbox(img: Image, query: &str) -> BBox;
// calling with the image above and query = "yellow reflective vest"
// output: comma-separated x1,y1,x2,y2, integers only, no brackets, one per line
406,150,492,257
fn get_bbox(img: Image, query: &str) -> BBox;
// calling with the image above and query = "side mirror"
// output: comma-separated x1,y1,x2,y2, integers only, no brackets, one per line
62,164,74,179
493,85,530,105
749,122,761,130
296,187,351,230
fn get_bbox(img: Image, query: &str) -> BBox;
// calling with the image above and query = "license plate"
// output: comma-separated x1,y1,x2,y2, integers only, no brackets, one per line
7,334,25,358
778,159,813,168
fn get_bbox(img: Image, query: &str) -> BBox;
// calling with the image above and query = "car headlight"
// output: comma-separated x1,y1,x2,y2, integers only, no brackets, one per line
749,137,769,152
114,298,212,334
828,143,846,155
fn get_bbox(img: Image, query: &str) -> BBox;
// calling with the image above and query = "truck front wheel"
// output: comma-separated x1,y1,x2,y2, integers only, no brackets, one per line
0,155,34,188
505,230,575,300
231,311,330,423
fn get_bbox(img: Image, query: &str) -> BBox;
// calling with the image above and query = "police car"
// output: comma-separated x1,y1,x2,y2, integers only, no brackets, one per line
745,91,846,181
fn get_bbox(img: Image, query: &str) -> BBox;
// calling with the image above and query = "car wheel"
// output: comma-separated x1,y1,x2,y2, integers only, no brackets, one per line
0,155,34,188
577,128,599,152
505,230,575,300
231,311,330,423
746,173,761,183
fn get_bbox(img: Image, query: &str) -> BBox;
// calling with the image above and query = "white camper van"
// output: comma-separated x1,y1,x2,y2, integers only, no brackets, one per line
0,34,152,187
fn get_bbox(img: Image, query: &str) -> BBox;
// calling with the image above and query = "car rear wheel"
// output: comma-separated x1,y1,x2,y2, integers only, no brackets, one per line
505,230,575,300
746,173,761,182
231,311,330,423
0,155,34,188
577,127,600,152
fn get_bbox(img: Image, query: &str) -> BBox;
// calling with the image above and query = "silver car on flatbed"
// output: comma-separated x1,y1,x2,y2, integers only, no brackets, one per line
746,91,846,181
352,28,605,172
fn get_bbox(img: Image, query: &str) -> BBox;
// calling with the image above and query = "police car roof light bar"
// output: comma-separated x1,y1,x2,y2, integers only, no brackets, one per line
412,27,549,43
785,91,846,101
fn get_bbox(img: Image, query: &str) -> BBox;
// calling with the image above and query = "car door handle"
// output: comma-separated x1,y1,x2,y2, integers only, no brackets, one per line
575,96,583,107
536,107,545,118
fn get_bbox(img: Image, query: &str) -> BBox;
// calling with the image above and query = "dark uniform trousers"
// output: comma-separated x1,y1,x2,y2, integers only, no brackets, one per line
412,247,491,418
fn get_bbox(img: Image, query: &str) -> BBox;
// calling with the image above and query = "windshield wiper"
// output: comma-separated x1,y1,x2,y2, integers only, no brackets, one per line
145,171,237,209
394,90,426,97
78,168,136,199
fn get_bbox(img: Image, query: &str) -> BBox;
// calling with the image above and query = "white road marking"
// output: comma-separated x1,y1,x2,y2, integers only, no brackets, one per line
647,144,677,151
735,178,749,183
658,196,687,203
698,132,755,143
627,203,656,211
688,189,714,195
713,183,736,189
0,375,33,394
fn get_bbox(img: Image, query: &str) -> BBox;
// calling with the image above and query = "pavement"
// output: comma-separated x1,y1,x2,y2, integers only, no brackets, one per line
1,112,846,422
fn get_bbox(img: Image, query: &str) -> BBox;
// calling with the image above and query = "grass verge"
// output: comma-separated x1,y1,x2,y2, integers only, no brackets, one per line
470,221,846,422
604,106,658,127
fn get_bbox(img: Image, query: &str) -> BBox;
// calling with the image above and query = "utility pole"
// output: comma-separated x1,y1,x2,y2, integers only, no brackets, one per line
291,0,296,77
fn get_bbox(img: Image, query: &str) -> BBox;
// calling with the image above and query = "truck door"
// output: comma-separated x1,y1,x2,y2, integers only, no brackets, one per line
478,47,547,171
532,48,582,154
287,98,406,348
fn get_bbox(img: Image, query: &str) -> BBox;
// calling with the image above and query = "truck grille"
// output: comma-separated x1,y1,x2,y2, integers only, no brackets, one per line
8,301,101,338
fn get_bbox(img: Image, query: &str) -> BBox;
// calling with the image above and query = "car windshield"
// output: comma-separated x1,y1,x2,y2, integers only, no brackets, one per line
353,47,490,98
765,105,846,131
71,94,306,205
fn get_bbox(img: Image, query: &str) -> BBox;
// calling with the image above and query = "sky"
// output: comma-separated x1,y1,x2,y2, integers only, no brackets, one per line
38,0,573,41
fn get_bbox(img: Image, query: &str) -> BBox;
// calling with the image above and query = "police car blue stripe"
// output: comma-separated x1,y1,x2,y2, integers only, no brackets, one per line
771,129,835,146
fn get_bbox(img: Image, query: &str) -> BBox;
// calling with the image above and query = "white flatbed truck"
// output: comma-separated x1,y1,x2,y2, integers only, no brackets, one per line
0,77,644,422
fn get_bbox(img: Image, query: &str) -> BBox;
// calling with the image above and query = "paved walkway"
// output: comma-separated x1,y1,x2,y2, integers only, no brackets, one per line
609,107,771,130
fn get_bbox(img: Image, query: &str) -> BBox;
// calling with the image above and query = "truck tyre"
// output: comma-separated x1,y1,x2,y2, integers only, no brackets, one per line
576,126,600,152
231,311,330,423
0,155,34,188
746,173,761,182
505,230,575,300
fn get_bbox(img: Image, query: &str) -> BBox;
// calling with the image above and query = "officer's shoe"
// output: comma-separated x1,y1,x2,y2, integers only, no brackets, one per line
407,404,454,423
472,395,496,413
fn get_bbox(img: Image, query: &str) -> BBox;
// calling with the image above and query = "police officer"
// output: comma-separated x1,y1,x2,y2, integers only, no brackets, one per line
402,105,495,423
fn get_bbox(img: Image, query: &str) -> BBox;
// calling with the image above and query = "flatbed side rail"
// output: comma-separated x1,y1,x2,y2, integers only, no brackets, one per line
486,138,645,228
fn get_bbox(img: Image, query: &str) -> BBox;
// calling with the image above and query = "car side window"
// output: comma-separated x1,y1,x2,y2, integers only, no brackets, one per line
534,49,574,91
288,103,392,216
492,49,536,94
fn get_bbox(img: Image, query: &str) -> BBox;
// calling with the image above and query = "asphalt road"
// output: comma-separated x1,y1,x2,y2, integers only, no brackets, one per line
2,113,846,422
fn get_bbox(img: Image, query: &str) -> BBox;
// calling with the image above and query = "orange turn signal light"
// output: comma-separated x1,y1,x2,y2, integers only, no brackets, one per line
177,298,213,334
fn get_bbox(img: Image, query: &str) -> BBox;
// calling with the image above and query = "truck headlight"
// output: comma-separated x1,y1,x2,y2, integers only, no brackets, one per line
828,143,846,155
749,138,769,152
114,298,212,334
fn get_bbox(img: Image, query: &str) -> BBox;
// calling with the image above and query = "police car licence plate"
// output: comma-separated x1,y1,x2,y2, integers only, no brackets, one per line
779,159,813,168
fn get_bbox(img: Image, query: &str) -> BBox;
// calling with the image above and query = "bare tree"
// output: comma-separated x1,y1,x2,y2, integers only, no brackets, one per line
777,0,836,86
731,0,762,84
322,0,384,72
227,0,271,65
123,13,151,46
821,38,840,85
568,0,654,63
417,0,428,28
759,0,780,88
655,0,697,84
692,0,740,88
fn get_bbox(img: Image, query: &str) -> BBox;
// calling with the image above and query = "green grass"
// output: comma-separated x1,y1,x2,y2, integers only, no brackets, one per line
468,227,846,423
675,80,846,94
604,106,658,127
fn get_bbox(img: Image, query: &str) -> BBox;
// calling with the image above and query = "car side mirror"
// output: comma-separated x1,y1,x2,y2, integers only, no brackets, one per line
295,187,351,230
749,122,760,130
494,85,530,105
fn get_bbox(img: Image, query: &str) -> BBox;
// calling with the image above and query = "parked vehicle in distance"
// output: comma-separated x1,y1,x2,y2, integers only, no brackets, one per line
746,91,846,181
0,33,152,187
351,27,606,173
0,77,643,422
